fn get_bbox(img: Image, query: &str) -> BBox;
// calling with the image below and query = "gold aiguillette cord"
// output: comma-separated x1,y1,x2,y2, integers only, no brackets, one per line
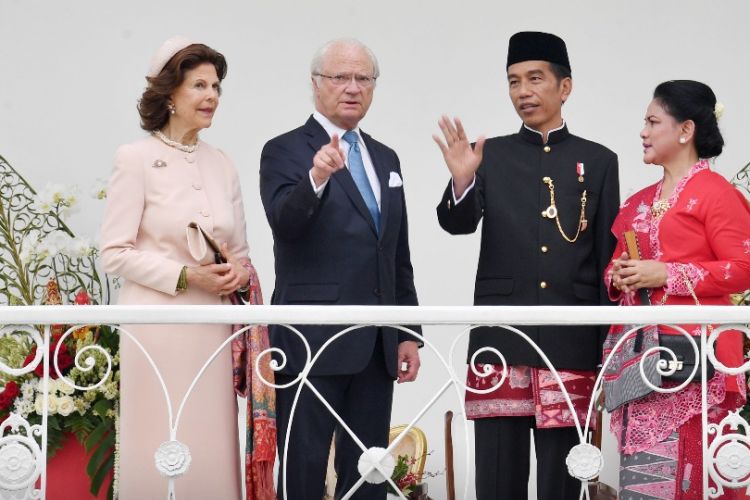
541,177,587,243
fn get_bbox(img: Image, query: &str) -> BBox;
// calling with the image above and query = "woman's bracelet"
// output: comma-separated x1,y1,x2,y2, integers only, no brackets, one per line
176,266,188,293
237,261,253,293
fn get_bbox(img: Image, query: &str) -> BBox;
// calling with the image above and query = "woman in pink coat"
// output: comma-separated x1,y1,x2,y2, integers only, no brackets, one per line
100,37,251,499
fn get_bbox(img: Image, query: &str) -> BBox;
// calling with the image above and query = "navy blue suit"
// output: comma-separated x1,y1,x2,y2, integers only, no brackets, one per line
260,115,419,499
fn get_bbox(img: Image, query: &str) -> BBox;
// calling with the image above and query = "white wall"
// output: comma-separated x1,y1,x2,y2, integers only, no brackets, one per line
3,1,749,497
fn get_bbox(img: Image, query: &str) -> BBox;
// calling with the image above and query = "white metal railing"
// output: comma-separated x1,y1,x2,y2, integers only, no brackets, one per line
1,305,749,500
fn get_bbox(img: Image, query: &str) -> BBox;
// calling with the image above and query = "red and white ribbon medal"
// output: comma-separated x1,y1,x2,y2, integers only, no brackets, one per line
576,162,585,183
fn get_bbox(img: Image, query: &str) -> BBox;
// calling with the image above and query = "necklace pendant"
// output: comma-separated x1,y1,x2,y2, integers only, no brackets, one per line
580,219,588,232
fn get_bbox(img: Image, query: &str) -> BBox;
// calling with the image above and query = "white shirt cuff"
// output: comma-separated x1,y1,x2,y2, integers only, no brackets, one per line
452,176,476,204
309,170,328,198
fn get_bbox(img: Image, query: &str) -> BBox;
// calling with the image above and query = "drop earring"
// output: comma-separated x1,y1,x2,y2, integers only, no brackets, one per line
168,103,176,115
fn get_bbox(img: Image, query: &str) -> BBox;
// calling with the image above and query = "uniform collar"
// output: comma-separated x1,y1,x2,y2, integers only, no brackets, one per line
519,120,569,145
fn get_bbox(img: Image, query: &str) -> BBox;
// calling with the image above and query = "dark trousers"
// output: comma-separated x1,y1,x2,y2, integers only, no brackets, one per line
474,416,582,500
275,340,394,500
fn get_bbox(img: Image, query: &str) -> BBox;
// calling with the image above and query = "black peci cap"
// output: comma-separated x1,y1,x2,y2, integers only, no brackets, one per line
506,31,570,71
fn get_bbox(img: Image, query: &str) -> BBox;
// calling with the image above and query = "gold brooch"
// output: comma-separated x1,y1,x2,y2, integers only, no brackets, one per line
651,199,671,218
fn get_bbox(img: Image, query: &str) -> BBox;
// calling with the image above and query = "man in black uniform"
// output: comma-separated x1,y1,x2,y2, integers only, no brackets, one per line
434,32,620,499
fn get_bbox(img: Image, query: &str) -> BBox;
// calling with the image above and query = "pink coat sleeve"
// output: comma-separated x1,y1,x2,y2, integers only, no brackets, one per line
99,144,183,295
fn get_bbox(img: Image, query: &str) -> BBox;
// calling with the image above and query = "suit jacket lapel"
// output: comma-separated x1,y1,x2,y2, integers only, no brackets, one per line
304,115,330,153
362,131,390,239
304,116,378,235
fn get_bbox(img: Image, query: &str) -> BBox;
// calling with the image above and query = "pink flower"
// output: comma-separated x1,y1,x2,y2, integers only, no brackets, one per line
74,290,91,305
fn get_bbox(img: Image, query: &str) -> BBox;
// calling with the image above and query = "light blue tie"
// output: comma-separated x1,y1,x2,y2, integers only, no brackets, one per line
342,130,380,232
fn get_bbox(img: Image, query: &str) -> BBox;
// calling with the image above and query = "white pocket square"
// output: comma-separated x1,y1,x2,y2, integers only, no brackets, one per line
388,171,403,187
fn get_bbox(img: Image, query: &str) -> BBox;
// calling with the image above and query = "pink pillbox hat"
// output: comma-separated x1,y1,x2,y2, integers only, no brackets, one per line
147,35,194,78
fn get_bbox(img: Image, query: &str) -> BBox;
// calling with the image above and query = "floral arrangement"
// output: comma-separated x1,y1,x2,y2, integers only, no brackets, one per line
387,452,440,498
0,154,118,498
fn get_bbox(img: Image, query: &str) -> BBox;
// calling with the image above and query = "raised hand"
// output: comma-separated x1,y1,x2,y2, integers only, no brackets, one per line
432,115,486,197
311,134,346,187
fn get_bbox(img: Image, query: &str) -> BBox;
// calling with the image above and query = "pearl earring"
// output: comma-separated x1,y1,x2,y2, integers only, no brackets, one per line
168,104,176,115
679,137,686,144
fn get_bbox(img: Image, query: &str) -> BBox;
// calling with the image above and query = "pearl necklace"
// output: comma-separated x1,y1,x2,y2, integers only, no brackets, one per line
153,130,199,153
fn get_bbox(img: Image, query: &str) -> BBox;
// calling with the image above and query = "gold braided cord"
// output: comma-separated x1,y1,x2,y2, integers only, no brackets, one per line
542,177,588,243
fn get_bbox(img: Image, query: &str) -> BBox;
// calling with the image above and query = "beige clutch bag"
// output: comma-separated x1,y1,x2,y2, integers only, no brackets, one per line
186,222,224,265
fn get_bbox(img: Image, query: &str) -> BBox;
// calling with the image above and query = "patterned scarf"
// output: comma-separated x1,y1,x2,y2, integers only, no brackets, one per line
231,262,276,500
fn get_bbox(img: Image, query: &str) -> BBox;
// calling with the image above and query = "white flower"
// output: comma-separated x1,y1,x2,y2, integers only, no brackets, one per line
13,398,34,418
73,396,90,415
90,178,108,200
34,394,59,415
57,396,75,416
714,102,725,121
32,183,79,218
68,237,95,259
57,378,75,395
19,237,41,265
20,380,37,400
38,231,73,259
103,381,118,400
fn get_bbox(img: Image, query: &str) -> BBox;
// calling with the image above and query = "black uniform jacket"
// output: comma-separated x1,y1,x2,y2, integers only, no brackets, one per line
437,124,619,370
260,116,420,377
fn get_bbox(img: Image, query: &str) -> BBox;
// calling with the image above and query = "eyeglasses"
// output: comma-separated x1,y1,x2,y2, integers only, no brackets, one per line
314,73,377,88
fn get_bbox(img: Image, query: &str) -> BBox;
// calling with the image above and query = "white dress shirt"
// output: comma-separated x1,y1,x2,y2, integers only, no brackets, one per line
309,111,381,207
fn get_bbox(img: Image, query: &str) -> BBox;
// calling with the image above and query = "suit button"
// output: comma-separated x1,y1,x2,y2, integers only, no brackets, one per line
543,146,551,153
193,183,202,190
373,288,381,297
185,155,196,163
540,281,548,289
200,210,210,217
541,245,548,253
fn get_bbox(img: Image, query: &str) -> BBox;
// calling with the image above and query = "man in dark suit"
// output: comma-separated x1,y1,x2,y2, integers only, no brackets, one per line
434,32,620,499
260,38,420,499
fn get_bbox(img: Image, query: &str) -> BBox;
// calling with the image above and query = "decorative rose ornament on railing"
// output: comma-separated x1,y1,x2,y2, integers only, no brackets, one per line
154,440,192,478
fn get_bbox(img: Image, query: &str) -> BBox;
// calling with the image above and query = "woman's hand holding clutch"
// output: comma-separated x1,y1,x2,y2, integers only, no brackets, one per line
186,243,249,296
612,257,668,293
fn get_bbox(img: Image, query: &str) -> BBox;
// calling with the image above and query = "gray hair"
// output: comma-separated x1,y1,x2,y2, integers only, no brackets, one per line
310,38,380,80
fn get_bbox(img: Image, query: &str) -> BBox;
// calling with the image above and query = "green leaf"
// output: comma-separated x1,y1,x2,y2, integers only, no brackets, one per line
45,428,65,458
90,452,114,495
92,399,112,418
64,413,96,443
86,432,113,477
84,420,111,453
47,415,61,431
